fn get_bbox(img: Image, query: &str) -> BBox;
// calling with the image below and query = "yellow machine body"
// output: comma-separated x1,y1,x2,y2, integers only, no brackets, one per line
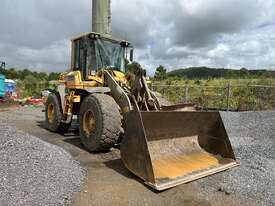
46,32,239,191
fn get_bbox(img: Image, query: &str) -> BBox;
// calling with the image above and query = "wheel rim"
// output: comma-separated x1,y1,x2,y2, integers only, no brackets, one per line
83,110,96,136
47,103,55,123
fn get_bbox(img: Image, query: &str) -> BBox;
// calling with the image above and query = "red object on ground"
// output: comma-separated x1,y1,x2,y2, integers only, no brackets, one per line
26,98,43,105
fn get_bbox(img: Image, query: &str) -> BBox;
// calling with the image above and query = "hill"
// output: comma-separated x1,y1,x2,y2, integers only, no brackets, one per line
167,67,275,79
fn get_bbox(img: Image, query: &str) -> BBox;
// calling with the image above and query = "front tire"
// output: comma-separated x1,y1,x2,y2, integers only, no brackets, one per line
45,93,71,132
79,94,122,152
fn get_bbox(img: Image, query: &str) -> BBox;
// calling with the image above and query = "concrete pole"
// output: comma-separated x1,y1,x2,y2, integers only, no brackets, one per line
92,0,111,35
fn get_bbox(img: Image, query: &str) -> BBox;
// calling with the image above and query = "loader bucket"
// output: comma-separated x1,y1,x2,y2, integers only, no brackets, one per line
121,111,239,191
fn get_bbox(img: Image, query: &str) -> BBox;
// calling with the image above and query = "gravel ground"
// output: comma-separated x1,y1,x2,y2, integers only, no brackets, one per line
1,106,275,206
192,111,275,206
0,115,85,206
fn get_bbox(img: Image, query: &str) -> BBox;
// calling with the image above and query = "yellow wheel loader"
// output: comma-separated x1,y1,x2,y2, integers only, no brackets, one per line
44,32,238,190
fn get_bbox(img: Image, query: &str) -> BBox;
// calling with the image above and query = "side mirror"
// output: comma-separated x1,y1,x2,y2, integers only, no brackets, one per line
130,49,134,62
1,62,5,69
0,62,5,73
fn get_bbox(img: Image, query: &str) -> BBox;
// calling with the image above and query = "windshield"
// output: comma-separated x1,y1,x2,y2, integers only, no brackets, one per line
93,39,125,71
74,37,126,79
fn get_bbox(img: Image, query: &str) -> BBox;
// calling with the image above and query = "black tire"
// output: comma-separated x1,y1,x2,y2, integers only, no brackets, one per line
45,93,71,132
79,94,122,152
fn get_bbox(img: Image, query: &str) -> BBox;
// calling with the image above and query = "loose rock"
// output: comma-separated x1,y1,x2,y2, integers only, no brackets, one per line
192,111,275,206
0,118,85,206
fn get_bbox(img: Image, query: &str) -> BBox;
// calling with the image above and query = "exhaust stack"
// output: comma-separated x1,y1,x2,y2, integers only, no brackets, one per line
92,0,111,35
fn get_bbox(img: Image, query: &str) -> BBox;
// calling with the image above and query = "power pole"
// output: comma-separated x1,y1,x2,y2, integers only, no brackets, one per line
92,0,111,36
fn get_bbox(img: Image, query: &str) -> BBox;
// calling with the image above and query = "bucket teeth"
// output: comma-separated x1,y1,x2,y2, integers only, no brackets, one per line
121,111,239,190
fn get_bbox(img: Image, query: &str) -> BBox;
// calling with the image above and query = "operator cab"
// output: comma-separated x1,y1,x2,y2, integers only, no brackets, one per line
71,32,132,80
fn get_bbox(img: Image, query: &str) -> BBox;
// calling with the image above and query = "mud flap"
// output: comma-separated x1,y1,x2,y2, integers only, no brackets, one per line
121,111,239,191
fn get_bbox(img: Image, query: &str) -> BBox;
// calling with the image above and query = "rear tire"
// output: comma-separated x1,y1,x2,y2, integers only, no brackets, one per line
45,93,71,132
79,94,122,152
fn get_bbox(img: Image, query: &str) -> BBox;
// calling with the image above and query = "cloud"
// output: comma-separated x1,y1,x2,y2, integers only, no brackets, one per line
0,0,275,74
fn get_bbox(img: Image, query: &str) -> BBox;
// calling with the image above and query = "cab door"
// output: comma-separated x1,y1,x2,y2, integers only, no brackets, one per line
71,37,97,80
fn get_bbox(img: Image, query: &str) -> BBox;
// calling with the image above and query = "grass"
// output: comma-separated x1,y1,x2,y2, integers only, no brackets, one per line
151,78,275,111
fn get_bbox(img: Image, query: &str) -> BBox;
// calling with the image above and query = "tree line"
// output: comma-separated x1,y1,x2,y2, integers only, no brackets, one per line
154,66,275,80
1,65,274,98
1,68,60,81
3,65,273,82
0,68,61,98
125,62,275,80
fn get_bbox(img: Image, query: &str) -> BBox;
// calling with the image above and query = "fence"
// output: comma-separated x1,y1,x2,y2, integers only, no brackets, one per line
151,84,275,111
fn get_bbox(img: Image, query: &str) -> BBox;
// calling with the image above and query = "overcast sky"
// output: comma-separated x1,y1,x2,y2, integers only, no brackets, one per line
0,0,275,75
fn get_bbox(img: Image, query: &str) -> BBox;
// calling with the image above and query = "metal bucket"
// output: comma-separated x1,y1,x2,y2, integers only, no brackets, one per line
121,111,239,190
